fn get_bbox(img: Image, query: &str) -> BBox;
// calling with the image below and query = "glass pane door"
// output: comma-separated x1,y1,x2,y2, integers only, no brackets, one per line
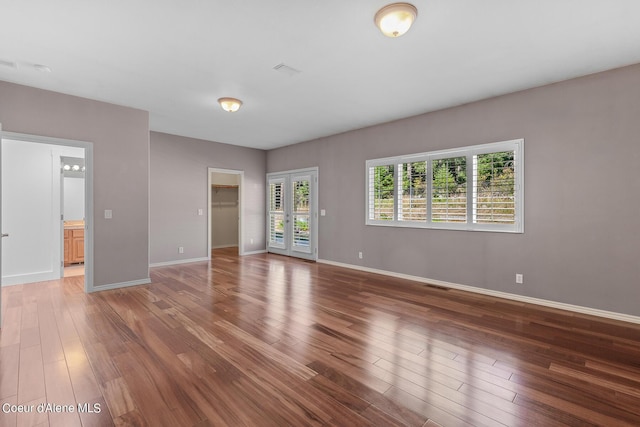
291,175,311,254
266,169,317,260
268,178,286,250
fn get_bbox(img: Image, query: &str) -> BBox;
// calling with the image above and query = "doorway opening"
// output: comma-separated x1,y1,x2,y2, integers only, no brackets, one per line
61,156,86,278
1,132,93,292
208,168,244,257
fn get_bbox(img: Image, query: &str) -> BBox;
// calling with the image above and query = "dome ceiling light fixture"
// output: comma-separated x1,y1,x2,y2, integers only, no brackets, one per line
218,97,243,113
374,3,418,38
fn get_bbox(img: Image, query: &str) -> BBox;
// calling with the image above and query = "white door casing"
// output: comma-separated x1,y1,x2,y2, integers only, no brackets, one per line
1,131,94,293
207,168,244,256
0,122,3,327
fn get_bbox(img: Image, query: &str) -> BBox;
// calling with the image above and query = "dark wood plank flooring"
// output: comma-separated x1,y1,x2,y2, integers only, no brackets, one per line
1,247,640,426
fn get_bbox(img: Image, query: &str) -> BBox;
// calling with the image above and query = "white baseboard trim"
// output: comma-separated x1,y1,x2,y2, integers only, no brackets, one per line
318,259,640,326
2,270,59,287
241,249,267,256
90,278,151,293
149,257,210,268
212,244,239,249
149,252,266,266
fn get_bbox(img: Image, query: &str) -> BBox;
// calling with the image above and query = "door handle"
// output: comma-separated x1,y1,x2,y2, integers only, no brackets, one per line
2,233,8,238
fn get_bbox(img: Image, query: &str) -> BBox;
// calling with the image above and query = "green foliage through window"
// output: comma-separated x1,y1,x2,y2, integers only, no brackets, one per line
400,161,426,221
474,151,515,224
370,165,395,220
432,157,467,223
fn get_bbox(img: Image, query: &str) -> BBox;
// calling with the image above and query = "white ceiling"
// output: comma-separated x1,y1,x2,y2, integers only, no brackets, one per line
2,1,640,150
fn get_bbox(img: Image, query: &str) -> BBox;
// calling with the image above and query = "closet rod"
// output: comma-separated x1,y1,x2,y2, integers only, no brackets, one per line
212,184,239,189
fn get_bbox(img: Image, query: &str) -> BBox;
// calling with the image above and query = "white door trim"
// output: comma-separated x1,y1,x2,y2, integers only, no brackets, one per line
0,122,3,327
1,131,94,293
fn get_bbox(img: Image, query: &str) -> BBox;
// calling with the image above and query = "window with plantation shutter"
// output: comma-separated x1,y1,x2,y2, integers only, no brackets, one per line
368,163,396,222
431,156,467,223
268,178,285,248
473,151,516,225
291,176,311,252
365,139,523,233
399,161,427,222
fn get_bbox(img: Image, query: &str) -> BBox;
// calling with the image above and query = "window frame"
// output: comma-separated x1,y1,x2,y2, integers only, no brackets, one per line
365,139,524,233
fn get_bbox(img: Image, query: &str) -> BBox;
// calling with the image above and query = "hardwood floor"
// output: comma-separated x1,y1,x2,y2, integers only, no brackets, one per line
2,248,640,426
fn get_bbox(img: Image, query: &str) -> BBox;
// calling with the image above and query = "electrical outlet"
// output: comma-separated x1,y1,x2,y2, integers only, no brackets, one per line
179,246,184,254
250,238,254,244
358,251,363,259
515,273,523,284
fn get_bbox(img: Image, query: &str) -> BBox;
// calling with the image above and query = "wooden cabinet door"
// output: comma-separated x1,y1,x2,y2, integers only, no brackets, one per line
64,229,71,266
72,229,84,263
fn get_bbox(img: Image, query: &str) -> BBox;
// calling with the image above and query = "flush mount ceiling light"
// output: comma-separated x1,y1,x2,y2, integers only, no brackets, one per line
218,97,243,113
374,3,418,37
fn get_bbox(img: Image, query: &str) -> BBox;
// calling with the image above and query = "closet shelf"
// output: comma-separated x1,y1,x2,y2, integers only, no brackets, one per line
212,202,238,207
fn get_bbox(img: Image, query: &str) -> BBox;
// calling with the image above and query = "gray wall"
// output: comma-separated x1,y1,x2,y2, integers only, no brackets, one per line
267,63,640,316
0,80,150,288
149,132,266,264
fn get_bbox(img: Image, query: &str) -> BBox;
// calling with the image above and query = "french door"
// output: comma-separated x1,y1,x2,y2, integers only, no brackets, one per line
267,168,317,261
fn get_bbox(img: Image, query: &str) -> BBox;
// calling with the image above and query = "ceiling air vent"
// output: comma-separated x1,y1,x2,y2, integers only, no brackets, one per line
273,63,301,77
0,59,17,69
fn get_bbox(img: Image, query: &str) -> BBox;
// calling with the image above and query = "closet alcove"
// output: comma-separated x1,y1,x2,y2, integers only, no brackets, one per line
211,174,239,250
